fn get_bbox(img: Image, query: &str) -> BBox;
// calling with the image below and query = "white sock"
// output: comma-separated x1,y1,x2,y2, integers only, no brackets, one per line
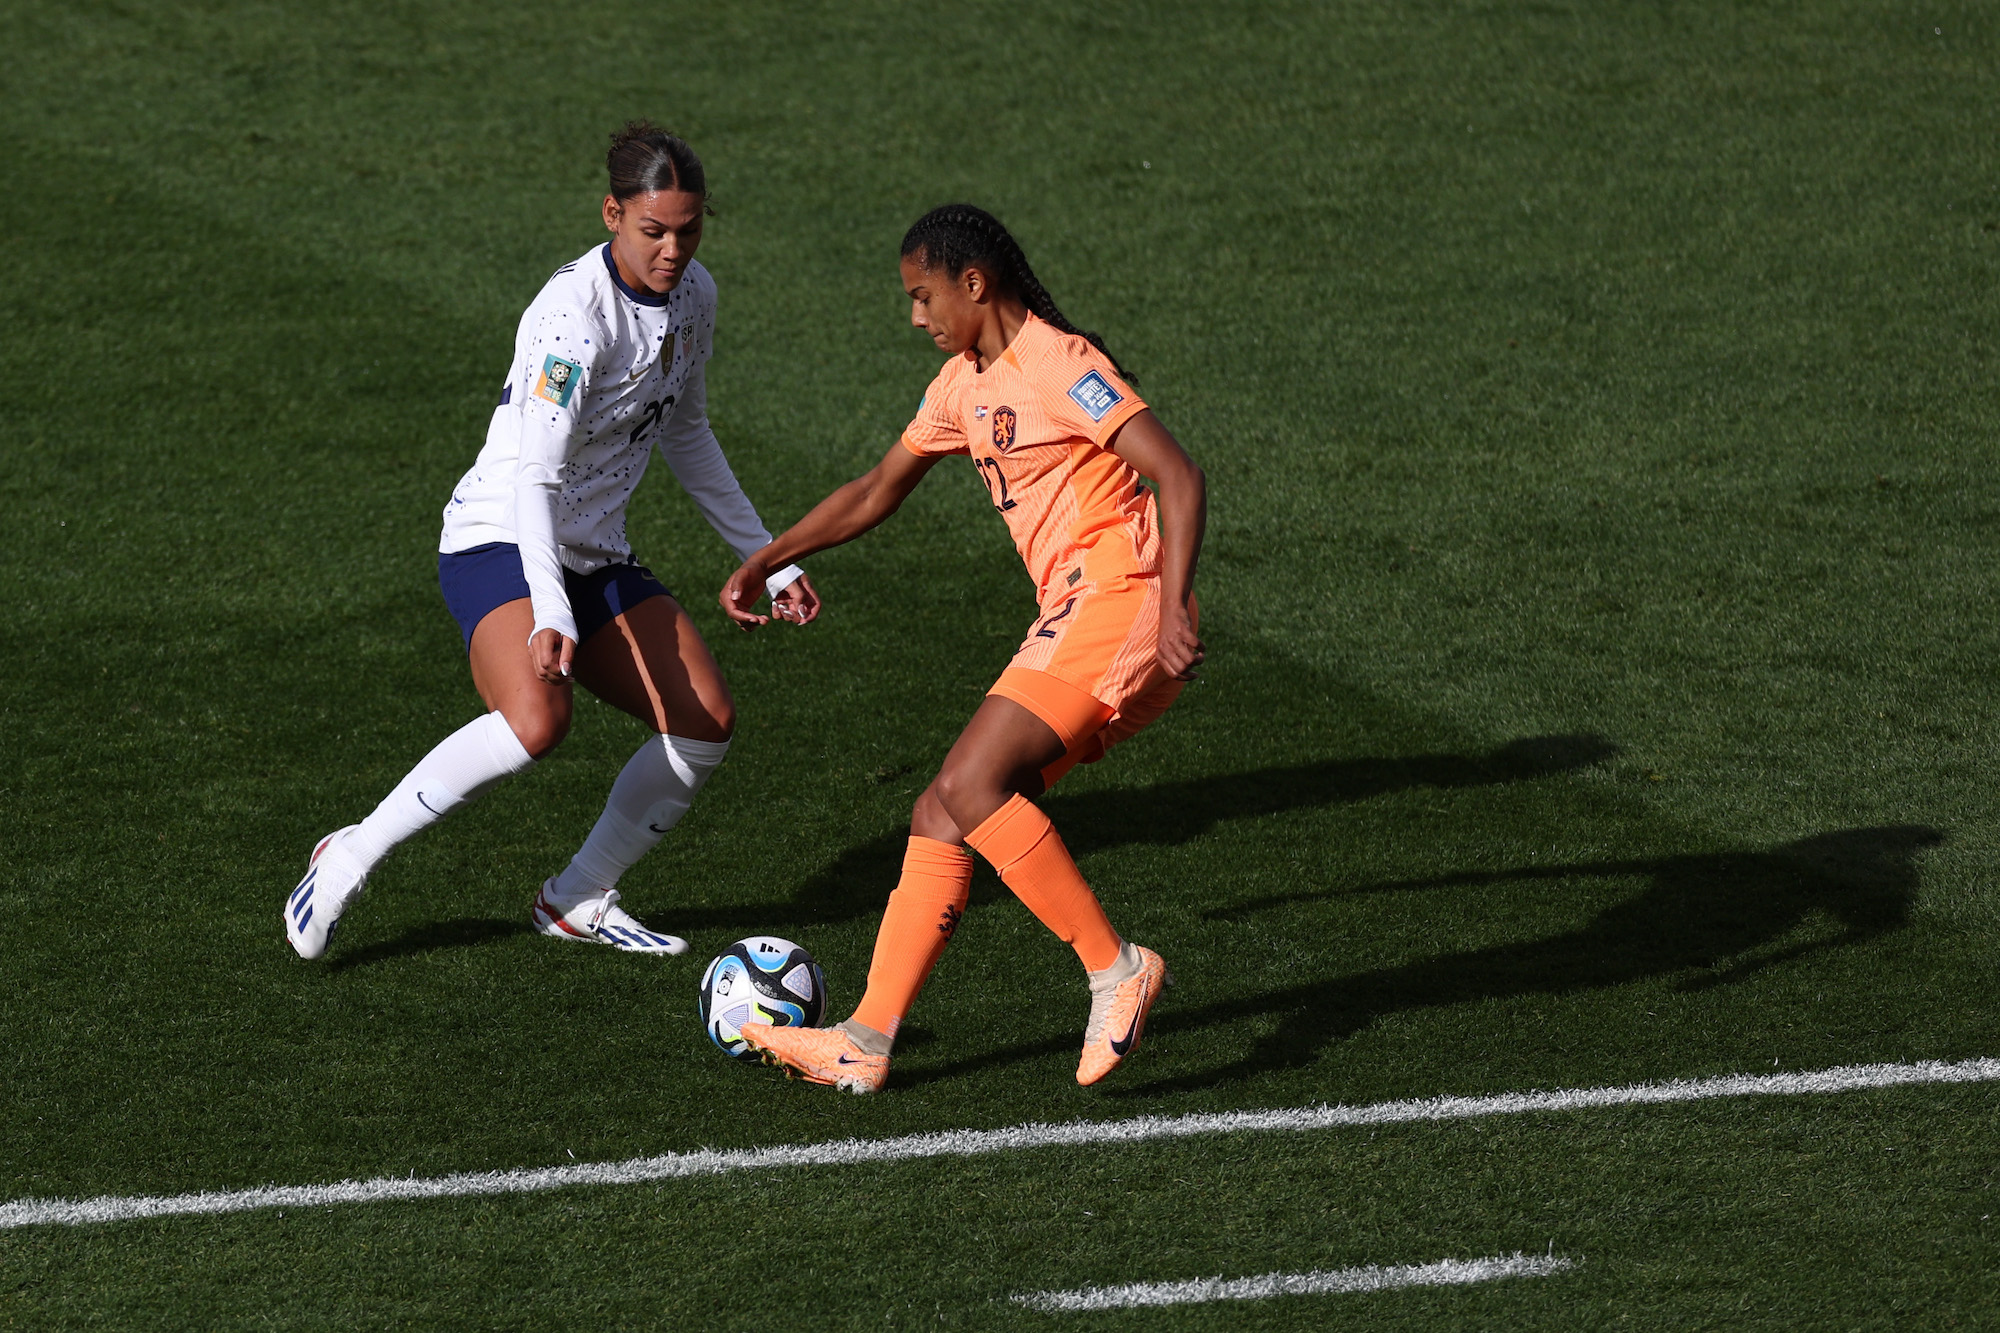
1088,941,1143,991
838,1018,895,1056
337,712,536,874
552,734,731,899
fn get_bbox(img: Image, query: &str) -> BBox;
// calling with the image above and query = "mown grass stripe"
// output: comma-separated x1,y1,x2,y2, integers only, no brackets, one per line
1011,1252,1575,1311
3,1058,1992,1231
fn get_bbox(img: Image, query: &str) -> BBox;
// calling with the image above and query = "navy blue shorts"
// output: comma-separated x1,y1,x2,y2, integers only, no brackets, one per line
437,543,675,652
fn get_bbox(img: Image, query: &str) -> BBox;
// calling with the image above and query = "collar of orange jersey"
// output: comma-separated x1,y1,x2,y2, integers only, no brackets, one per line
996,309,1047,371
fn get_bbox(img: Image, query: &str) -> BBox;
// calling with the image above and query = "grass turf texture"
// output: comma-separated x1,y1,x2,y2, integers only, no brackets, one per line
2,0,1996,1326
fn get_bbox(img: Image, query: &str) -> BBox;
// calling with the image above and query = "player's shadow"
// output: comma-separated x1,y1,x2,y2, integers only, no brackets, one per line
663,733,1619,935
899,824,1941,1090
327,916,530,971
1101,823,1944,1095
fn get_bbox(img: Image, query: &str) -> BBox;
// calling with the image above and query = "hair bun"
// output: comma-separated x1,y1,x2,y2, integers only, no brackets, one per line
607,121,708,202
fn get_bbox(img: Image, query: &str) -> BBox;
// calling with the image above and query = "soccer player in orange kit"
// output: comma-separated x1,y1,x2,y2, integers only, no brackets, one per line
719,204,1206,1091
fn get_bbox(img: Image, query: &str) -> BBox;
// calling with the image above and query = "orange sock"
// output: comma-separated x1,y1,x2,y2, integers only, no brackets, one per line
964,794,1123,972
850,837,974,1040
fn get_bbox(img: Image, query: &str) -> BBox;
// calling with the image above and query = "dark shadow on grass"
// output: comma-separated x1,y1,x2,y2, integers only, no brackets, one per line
900,820,1944,1088
659,733,1618,935
328,917,531,971
1108,823,1945,1095
896,825,1943,1092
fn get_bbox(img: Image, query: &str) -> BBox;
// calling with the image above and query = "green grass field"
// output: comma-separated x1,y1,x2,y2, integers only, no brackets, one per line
5,0,1999,1325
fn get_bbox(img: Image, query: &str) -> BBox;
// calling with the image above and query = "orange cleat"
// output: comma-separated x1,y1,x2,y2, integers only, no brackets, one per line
739,1022,890,1095
1077,945,1172,1086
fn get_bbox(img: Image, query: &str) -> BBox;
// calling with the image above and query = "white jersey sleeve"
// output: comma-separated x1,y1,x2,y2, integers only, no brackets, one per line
512,302,606,644
653,354,805,599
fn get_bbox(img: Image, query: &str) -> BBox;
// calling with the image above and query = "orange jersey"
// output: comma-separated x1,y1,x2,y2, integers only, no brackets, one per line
901,314,1158,603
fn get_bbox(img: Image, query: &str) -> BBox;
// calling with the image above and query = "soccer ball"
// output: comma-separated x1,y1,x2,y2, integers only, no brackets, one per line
699,935,827,1059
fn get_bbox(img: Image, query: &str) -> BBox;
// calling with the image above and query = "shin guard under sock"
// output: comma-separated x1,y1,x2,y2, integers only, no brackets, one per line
849,837,974,1041
341,711,536,873
552,734,731,898
964,794,1122,973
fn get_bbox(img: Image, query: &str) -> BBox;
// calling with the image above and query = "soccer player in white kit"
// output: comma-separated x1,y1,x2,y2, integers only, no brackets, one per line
284,122,815,960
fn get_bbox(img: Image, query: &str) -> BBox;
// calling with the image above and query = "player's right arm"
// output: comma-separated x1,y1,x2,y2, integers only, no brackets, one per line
513,302,602,681
720,440,942,629
1103,409,1206,681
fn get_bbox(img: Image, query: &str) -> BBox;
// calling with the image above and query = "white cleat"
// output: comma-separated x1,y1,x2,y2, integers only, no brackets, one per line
530,879,687,954
284,826,369,960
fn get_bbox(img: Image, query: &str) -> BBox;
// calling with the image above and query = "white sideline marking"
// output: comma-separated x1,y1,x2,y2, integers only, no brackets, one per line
3,1057,1993,1232
1012,1252,1574,1311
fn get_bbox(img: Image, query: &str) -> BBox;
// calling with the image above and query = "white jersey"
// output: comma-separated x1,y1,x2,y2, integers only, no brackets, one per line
440,245,801,642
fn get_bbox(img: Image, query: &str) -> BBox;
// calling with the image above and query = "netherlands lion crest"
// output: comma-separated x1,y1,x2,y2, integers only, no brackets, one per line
992,405,1017,452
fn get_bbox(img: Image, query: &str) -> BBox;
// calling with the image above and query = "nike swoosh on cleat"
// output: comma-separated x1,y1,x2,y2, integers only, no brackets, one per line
836,1054,872,1065
1109,987,1149,1056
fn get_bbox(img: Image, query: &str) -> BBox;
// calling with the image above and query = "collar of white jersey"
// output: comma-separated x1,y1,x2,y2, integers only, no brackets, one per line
600,243,673,308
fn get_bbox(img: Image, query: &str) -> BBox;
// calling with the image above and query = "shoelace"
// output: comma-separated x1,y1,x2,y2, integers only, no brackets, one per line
586,889,622,934
319,836,368,903
1083,979,1119,1045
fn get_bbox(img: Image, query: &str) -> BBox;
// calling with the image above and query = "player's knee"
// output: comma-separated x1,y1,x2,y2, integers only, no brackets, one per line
930,763,999,832
910,785,965,843
504,701,570,759
929,765,967,821
911,784,948,827
672,698,734,744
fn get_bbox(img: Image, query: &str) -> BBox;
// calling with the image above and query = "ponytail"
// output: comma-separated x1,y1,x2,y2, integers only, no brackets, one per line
606,120,711,208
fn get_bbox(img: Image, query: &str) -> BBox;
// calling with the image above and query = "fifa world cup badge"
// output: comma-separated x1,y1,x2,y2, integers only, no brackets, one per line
536,355,581,407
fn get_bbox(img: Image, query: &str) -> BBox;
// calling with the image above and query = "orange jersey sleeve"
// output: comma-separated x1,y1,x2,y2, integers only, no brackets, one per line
900,360,973,457
1029,334,1147,448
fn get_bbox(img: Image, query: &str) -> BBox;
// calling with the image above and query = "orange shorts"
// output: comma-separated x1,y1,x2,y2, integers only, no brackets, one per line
987,573,1197,786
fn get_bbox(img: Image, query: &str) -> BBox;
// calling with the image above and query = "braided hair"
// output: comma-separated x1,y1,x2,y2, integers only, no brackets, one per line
900,204,1136,384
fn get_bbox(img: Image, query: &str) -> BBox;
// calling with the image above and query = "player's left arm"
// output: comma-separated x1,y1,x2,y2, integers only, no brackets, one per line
654,313,817,623
1104,409,1207,680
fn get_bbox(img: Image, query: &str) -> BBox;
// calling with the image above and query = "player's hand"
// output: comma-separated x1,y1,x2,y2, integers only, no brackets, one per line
721,559,773,630
1158,604,1204,682
531,628,576,684
770,572,821,626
